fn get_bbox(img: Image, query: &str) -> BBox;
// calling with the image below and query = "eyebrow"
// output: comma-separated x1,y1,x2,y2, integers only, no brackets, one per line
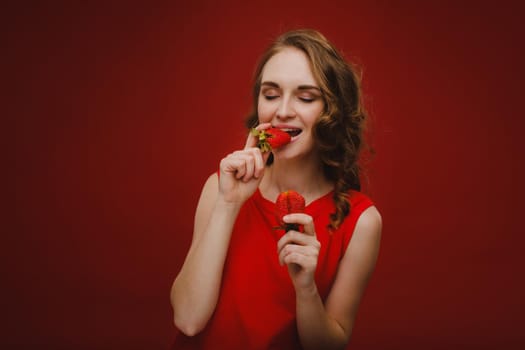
261,81,321,92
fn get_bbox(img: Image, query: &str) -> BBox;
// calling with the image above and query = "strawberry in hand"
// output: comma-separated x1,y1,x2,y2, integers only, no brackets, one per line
275,190,306,232
251,127,291,153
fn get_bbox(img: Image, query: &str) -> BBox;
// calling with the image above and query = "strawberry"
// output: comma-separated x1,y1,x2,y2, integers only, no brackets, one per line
251,127,291,152
275,190,306,232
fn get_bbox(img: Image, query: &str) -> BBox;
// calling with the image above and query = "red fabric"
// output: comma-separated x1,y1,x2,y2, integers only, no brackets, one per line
173,189,373,349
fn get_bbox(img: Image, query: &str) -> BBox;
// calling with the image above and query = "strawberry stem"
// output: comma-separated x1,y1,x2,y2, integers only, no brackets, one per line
251,128,272,153
284,223,300,232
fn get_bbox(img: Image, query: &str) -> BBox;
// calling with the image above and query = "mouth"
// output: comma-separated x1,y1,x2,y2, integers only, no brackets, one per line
281,128,302,138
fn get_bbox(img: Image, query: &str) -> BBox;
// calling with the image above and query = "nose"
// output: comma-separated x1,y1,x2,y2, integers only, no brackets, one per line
276,95,296,119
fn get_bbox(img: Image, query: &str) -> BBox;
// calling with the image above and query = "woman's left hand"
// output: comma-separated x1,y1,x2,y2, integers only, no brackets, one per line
277,213,320,291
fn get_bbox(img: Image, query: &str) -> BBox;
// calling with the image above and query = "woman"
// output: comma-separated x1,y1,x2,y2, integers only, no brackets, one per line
171,29,382,349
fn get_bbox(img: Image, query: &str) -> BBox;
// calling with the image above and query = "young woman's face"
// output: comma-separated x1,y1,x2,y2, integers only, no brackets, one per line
258,47,325,161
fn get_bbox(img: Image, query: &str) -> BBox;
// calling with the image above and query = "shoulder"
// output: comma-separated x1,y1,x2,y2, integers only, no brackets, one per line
342,205,382,289
349,189,381,240
355,198,381,227
345,201,382,251
342,205,382,280
353,205,382,244
338,190,380,246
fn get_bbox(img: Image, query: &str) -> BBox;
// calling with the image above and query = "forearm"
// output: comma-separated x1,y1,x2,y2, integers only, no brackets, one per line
295,285,349,350
171,199,241,335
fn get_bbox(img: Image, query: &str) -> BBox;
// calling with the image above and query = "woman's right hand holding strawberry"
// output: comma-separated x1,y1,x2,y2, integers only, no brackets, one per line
218,123,271,205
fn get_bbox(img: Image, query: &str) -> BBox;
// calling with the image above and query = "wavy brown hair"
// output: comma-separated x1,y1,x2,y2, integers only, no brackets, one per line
245,29,369,230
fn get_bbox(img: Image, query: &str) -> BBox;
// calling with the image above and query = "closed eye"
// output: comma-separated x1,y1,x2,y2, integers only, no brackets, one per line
299,97,315,103
264,95,279,100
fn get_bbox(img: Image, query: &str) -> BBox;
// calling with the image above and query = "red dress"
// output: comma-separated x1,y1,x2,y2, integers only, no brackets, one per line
172,188,373,349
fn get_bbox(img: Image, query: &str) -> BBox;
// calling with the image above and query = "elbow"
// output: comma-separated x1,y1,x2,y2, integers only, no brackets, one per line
173,314,207,337
170,280,213,337
171,283,204,336
171,295,210,336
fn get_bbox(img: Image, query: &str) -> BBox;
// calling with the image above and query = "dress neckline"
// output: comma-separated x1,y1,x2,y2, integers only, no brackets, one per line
253,187,334,214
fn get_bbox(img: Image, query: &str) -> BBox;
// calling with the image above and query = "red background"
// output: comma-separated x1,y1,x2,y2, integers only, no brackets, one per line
8,1,525,349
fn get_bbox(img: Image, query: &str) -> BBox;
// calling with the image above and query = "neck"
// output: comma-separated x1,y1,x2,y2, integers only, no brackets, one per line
260,155,333,205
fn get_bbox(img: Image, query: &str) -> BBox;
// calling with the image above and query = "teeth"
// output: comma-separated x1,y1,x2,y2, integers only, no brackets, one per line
282,128,302,137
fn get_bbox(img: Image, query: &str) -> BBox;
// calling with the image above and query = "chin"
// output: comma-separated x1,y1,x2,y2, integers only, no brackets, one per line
273,147,314,163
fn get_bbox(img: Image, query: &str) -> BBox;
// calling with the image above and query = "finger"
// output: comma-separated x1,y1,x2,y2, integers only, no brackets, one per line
283,213,316,236
261,149,271,165
227,150,265,182
244,131,258,149
221,153,250,180
246,147,267,178
282,250,314,268
277,230,318,253
244,122,273,150
278,243,318,265
233,158,246,180
279,243,300,265
231,152,255,181
255,122,272,131
240,153,255,182
220,155,242,175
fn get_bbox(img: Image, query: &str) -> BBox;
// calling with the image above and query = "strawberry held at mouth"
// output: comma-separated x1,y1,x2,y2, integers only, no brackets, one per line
251,127,300,152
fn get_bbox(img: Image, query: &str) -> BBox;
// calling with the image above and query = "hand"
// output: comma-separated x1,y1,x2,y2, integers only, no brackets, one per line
218,123,271,205
277,213,321,291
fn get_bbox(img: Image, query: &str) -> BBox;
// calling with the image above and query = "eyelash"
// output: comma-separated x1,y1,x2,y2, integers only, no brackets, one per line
263,95,315,103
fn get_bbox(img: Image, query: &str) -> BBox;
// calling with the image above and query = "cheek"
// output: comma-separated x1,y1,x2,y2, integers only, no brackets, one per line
299,105,324,128
257,101,273,123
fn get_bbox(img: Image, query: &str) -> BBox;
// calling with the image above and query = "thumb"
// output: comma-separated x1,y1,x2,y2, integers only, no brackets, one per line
262,149,271,164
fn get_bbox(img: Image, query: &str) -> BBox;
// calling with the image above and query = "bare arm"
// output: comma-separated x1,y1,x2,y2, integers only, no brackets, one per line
170,173,239,336
279,206,382,349
170,124,271,336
